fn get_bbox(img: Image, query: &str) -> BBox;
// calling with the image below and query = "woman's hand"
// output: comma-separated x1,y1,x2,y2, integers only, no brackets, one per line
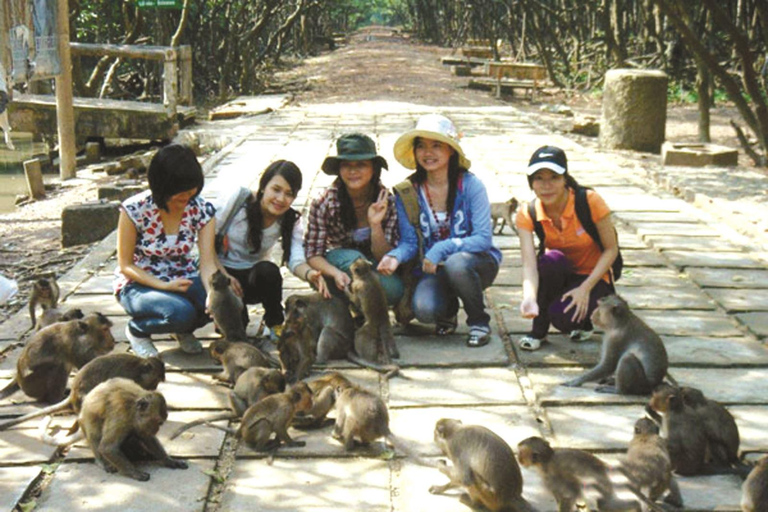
333,270,351,293
224,271,243,298
307,269,330,298
520,296,539,319
422,259,438,275
377,255,399,276
367,188,388,227
165,278,193,294
562,285,591,323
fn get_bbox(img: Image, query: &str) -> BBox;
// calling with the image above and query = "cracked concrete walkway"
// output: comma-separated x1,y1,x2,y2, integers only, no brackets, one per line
2,100,768,511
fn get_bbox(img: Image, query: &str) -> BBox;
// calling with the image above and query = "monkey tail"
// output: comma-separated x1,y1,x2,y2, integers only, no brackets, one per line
0,398,71,431
0,379,20,400
38,415,83,447
202,421,239,436
614,465,667,512
170,412,238,440
664,372,679,387
385,433,435,468
346,352,402,380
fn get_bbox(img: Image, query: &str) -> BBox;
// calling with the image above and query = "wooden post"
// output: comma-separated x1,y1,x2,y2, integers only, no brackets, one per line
24,159,46,200
56,0,76,180
163,48,178,118
178,45,192,105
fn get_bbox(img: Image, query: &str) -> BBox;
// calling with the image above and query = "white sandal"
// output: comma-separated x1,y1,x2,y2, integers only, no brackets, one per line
518,335,545,351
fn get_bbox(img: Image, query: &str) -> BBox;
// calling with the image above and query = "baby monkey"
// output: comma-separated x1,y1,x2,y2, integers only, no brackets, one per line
29,276,60,328
490,196,518,234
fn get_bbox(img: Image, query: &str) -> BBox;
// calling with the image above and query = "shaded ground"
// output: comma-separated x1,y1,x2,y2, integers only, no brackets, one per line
0,27,763,321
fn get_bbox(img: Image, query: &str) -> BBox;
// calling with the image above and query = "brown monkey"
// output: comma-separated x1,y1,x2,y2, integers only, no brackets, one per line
0,353,164,431
563,295,668,395
208,270,247,341
0,312,116,403
346,258,399,363
292,371,353,429
35,307,84,331
517,436,641,511
742,456,768,512
490,196,518,235
28,276,60,328
208,339,276,383
169,366,285,439
680,386,741,470
621,417,683,509
279,293,399,381
429,418,534,512
40,378,186,481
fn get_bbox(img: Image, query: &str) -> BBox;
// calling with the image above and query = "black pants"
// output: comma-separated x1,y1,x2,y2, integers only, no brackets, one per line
224,261,284,328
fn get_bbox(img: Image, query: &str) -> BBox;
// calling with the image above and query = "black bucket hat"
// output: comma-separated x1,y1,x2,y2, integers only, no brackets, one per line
321,133,389,175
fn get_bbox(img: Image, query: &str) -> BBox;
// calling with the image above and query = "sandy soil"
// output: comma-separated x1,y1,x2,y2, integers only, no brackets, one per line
0,27,760,323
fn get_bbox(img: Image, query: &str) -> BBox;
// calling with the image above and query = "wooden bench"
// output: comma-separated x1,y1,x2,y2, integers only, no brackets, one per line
461,46,494,59
479,61,548,99
468,78,543,99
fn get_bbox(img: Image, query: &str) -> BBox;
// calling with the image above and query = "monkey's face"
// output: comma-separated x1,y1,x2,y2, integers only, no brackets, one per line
135,393,168,436
349,258,372,278
634,417,659,436
290,382,314,412
210,271,230,290
34,279,53,298
517,437,552,467
648,384,676,413
139,358,166,390
208,341,228,363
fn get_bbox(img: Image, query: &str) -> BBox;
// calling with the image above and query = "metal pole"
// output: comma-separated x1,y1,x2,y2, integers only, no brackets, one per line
55,0,76,179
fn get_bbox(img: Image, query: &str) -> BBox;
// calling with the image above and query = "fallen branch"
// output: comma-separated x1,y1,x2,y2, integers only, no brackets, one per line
730,119,767,166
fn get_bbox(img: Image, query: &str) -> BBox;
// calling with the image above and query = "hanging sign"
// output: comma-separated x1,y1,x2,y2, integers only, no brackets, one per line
31,0,61,79
137,0,183,9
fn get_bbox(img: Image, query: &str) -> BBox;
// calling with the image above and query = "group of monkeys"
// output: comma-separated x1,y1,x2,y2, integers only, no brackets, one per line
1,269,766,511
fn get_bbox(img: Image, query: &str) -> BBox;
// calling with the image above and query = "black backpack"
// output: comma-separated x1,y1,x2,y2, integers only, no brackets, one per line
528,187,623,282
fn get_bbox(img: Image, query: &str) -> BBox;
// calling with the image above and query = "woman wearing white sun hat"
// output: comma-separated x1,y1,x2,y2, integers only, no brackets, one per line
378,114,501,347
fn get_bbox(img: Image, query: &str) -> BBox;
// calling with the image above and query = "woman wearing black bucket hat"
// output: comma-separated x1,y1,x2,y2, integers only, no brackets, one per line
304,133,404,304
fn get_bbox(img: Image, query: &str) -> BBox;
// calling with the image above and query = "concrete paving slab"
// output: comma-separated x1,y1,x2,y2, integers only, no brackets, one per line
393,459,556,512
161,372,231,410
662,250,765,269
620,249,668,267
499,250,521,266
730,406,768,452
33,459,214,512
633,221,715,237
669,368,768,404
635,310,742,337
645,235,744,251
737,312,768,337
388,368,524,407
0,466,41,511
598,193,684,213
687,268,768,289
494,265,521,285
61,293,125,316
706,288,768,312
395,331,509,367
664,336,768,366
613,267,683,287
614,211,702,223
0,425,59,463
389,406,541,457
546,405,644,450
527,368,647,406
500,326,601,365
675,474,743,511
74,274,115,294
618,285,716,310
221,458,391,511
493,236,519,250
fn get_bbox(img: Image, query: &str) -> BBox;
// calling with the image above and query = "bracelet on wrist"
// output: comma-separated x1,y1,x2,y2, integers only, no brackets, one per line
304,268,313,281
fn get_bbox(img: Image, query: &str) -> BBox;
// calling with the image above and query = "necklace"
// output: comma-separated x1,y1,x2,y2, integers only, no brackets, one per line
423,184,450,241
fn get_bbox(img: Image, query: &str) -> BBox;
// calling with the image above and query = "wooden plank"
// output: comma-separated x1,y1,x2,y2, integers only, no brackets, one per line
70,42,171,60
485,62,547,81
440,56,487,67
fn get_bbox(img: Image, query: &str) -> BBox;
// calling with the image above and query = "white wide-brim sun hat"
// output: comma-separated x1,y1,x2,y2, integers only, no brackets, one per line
393,114,471,170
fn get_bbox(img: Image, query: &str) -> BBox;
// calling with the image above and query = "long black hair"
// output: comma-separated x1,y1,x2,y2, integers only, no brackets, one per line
335,160,385,231
245,160,302,265
148,144,204,211
409,137,467,214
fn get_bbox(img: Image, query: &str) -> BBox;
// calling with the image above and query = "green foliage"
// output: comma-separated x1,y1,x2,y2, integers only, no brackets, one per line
667,82,698,104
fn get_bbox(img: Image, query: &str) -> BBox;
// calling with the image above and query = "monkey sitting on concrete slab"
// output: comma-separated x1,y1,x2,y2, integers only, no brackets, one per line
40,377,187,481
28,275,60,328
292,371,353,429
430,418,535,511
208,270,247,341
742,456,768,512
490,196,518,235
0,353,164,431
208,339,277,384
562,294,668,395
35,307,84,331
0,312,116,403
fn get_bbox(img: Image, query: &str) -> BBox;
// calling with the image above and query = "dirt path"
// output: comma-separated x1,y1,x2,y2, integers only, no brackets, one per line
0,27,760,322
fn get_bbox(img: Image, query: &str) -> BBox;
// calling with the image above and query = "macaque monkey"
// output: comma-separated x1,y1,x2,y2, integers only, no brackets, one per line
169,367,285,440
0,353,164,431
35,307,84,331
621,418,683,509
680,387,741,470
429,418,535,511
204,382,313,454
490,197,518,234
208,339,275,383
40,378,187,481
0,313,115,403
208,270,247,341
292,371,353,429
346,258,399,363
742,456,768,512
28,276,60,328
279,293,399,381
517,436,642,512
563,295,667,395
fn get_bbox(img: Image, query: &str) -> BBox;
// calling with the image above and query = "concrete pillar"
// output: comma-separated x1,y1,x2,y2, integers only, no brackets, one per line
600,69,668,153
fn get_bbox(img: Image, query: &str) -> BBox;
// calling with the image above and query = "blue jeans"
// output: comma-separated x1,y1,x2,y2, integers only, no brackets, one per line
118,276,209,337
412,251,499,329
325,248,404,306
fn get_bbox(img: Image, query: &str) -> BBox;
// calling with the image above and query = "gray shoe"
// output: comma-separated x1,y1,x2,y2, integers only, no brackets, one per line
569,329,594,342
125,325,158,358
172,332,203,354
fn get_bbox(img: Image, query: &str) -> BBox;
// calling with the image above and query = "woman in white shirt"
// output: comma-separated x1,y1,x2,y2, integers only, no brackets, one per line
215,160,327,336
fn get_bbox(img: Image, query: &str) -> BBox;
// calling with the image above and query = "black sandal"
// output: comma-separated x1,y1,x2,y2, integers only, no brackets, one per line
435,316,458,336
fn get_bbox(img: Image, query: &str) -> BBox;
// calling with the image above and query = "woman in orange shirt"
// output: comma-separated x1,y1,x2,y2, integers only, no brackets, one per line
515,146,619,351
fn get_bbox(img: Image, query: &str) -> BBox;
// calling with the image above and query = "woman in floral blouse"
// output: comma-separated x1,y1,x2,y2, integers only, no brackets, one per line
114,144,217,357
